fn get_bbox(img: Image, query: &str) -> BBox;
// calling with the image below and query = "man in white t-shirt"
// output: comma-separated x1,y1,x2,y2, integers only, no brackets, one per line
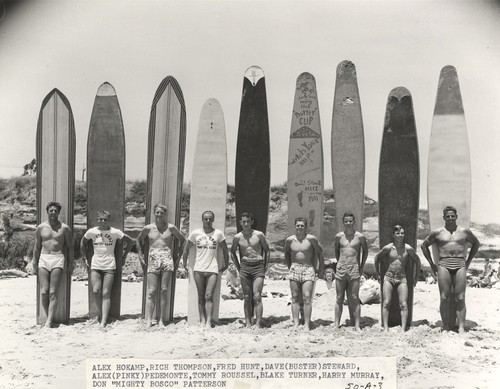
182,210,229,328
80,210,133,327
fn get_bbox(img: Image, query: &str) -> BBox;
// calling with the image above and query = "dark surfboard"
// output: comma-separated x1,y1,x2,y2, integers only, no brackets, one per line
378,87,419,329
235,66,270,234
87,82,126,320
36,89,75,325
142,76,186,323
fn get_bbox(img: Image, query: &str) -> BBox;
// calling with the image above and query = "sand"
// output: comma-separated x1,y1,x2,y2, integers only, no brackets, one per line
0,276,499,389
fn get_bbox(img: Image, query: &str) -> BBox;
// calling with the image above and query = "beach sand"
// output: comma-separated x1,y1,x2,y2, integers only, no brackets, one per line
0,276,499,389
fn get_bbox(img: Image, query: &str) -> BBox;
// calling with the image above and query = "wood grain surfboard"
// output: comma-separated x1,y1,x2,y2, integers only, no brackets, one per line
36,88,76,325
378,87,419,329
287,72,324,242
142,76,186,323
87,82,126,320
187,98,227,324
235,66,270,234
428,65,471,329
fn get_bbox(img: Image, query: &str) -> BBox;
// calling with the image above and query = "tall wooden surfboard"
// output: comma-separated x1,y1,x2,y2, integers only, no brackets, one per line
331,60,365,241
287,72,324,241
235,66,270,234
378,87,419,329
187,98,227,324
36,89,76,325
87,82,126,320
428,65,471,330
142,76,186,323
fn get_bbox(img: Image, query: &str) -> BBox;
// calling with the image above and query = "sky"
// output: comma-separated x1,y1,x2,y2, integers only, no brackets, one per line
0,0,498,224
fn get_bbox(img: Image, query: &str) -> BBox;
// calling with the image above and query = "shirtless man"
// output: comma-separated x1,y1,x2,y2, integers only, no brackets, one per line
284,217,324,330
33,201,74,327
334,212,368,331
230,212,270,328
182,210,229,328
374,225,421,332
137,204,185,327
421,206,479,333
80,210,133,327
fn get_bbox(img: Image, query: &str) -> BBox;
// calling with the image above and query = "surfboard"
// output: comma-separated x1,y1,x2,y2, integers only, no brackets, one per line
87,82,126,320
187,98,227,324
142,76,186,324
235,66,270,234
36,88,75,325
428,65,471,330
378,87,419,329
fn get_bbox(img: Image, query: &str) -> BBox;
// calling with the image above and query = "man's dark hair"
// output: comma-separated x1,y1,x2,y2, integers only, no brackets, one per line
443,205,457,215
294,217,308,227
46,201,62,212
202,210,215,219
343,212,355,222
240,212,254,220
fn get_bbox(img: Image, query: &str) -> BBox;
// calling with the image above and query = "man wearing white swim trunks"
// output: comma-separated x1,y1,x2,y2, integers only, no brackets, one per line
284,217,324,330
137,204,186,327
80,210,133,328
182,210,229,328
33,201,74,327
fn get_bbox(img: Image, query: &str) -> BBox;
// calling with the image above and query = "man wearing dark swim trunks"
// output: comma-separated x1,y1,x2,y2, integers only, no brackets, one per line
421,206,479,333
137,204,186,327
334,212,368,331
374,225,421,332
284,217,324,330
230,212,270,328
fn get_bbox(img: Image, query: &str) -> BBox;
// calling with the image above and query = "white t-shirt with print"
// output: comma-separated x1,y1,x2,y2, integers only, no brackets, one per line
188,229,225,274
84,227,125,270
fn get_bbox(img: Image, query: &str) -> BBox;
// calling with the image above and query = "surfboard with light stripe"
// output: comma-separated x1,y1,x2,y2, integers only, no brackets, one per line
36,88,75,325
87,82,126,320
142,76,186,323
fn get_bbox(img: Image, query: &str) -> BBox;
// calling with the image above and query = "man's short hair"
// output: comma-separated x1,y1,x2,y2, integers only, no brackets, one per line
392,224,404,234
343,212,355,222
97,210,111,219
46,201,62,212
153,204,168,213
240,212,254,220
443,205,457,215
294,217,308,227
202,210,215,219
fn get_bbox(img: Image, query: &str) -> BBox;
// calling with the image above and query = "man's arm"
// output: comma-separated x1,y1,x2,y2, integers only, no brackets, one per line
136,226,149,270
407,245,421,286
219,240,229,273
258,232,270,270
121,234,134,265
170,225,187,267
465,229,480,268
64,225,74,274
182,239,194,270
309,236,325,278
230,235,241,272
80,235,90,268
284,237,292,269
33,226,42,274
359,235,369,274
374,245,390,277
420,231,438,275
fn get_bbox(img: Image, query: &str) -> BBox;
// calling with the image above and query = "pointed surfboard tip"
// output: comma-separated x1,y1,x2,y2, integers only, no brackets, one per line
244,66,265,85
388,86,412,100
96,82,117,97
297,72,315,83
41,88,72,111
203,97,222,110
336,60,357,78
434,65,464,115
152,76,185,108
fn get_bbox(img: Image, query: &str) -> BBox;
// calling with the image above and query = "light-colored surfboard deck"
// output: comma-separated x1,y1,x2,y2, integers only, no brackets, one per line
428,65,471,329
331,60,365,241
36,89,76,325
142,76,186,323
378,87,419,329
235,66,270,234
187,98,227,324
287,72,324,241
87,82,126,320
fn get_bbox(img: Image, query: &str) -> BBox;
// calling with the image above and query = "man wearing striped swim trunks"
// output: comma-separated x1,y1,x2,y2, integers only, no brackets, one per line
421,206,480,333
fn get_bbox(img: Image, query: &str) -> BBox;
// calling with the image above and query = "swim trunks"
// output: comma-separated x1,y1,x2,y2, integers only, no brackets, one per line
91,269,115,276
384,270,407,287
289,263,316,283
439,257,466,274
38,253,65,272
194,271,218,278
335,261,360,281
147,247,174,274
240,260,265,280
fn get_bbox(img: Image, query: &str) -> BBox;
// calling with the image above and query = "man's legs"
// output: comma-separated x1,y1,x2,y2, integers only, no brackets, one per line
91,270,103,322
101,272,114,327
397,282,409,331
39,267,63,327
454,267,467,333
204,273,218,328
38,268,51,325
335,279,348,328
437,266,452,330
240,276,254,327
289,280,301,328
381,280,394,332
194,272,207,325
160,271,173,326
346,278,361,331
301,280,315,330
253,277,265,328
145,272,159,327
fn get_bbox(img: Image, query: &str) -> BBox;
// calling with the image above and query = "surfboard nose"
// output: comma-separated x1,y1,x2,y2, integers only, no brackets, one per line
96,82,117,96
244,65,265,85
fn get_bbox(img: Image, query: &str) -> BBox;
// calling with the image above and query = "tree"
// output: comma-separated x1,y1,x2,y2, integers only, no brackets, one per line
22,159,36,176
